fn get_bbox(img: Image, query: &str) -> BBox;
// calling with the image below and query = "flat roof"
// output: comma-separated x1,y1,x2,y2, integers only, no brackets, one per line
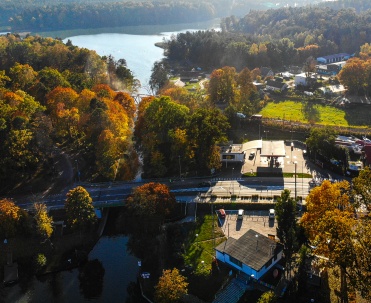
220,144,243,154
260,140,286,157
242,140,262,151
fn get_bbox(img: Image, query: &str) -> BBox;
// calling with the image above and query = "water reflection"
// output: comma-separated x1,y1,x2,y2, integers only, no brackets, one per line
79,259,105,299
3,236,139,302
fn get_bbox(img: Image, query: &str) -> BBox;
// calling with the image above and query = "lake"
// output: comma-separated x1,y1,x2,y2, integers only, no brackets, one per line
56,19,220,94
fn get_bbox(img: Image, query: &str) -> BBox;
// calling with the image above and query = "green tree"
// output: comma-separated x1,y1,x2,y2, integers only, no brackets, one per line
9,62,37,91
352,166,371,212
349,219,371,301
155,268,188,303
297,245,310,296
187,108,229,172
275,189,298,277
149,61,169,94
65,186,96,231
33,202,53,239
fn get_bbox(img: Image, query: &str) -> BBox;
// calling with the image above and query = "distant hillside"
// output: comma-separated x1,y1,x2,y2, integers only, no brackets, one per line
0,0,332,32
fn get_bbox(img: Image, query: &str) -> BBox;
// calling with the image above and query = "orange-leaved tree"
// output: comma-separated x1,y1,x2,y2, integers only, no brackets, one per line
125,182,176,219
0,198,23,238
301,180,355,303
154,268,188,303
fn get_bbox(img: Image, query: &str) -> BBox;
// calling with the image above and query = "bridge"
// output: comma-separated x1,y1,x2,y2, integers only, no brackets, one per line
13,177,314,211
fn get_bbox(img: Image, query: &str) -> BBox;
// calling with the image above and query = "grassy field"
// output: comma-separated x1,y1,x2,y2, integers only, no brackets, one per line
184,214,226,275
260,100,371,128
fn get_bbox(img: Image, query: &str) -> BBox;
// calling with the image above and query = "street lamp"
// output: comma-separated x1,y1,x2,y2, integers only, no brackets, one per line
294,161,297,200
75,160,80,182
264,130,269,140
290,142,294,162
178,155,181,180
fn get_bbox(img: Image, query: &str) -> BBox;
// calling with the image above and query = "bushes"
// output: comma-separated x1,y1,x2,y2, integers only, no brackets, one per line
34,253,47,272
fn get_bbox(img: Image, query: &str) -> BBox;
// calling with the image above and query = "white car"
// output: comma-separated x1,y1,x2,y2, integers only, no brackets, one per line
269,209,275,220
237,209,244,220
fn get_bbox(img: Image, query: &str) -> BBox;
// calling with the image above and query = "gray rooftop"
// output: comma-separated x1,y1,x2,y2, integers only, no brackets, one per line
215,229,283,271
260,140,286,157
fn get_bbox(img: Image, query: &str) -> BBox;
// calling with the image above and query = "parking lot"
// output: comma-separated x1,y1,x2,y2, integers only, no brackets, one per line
218,210,277,240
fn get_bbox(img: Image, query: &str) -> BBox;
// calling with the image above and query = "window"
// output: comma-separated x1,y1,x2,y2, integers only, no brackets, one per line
229,256,242,267
265,258,272,268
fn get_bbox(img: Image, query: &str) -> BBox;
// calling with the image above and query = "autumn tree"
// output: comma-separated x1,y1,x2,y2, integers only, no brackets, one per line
338,57,369,95
33,202,53,239
126,182,176,219
65,186,96,231
0,199,22,238
154,268,188,303
301,180,356,303
257,291,277,303
208,66,237,105
9,62,37,91
237,67,259,115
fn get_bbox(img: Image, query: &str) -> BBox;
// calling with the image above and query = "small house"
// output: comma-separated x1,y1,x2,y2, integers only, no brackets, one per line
260,67,274,79
215,229,283,280
317,53,351,64
294,73,316,88
220,144,246,163
316,61,346,76
265,79,287,92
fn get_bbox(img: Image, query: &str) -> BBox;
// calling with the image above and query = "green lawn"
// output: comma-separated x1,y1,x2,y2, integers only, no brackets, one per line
260,100,371,128
184,214,226,275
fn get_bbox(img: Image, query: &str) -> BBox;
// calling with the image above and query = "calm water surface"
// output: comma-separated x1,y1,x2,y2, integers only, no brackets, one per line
4,236,139,303
58,20,220,94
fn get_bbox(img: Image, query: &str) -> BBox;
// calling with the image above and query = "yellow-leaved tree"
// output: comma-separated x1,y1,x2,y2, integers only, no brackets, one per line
154,268,188,303
301,180,355,303
0,198,22,238
33,203,53,239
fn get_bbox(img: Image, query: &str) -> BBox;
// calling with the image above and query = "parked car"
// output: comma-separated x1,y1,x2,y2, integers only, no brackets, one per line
248,152,255,160
219,209,226,218
199,181,211,187
269,209,275,220
237,209,244,220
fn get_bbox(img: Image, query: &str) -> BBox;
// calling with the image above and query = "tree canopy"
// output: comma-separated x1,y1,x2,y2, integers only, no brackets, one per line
154,268,188,303
65,186,96,231
125,182,176,219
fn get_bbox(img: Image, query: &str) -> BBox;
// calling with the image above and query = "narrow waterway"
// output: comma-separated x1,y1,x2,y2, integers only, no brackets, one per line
3,236,140,303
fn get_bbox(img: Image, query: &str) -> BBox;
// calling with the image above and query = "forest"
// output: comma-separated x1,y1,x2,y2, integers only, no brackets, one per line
165,4,371,71
0,0,331,32
0,34,140,191
0,33,238,192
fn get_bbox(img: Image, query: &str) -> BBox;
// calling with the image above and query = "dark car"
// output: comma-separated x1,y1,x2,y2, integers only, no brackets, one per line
248,152,255,160
199,181,211,187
